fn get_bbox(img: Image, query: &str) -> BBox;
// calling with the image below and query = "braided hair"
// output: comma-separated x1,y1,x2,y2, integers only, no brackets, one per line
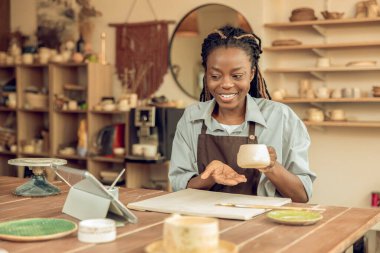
199,25,271,102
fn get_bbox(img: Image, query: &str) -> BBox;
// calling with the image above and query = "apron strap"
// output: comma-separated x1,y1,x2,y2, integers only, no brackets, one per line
201,121,208,134
248,122,257,144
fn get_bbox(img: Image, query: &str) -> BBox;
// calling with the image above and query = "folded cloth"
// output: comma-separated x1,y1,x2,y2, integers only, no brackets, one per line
272,39,302,46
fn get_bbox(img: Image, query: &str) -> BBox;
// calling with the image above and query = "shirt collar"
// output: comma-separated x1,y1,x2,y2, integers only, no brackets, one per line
245,95,268,128
189,94,268,128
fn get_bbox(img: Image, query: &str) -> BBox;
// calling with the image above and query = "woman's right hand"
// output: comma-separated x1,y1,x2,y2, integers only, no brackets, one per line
201,160,247,186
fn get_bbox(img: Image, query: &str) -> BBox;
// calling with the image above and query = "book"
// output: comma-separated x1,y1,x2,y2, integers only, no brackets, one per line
127,188,291,220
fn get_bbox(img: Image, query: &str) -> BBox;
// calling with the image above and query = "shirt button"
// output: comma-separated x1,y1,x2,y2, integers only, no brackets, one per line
249,135,256,140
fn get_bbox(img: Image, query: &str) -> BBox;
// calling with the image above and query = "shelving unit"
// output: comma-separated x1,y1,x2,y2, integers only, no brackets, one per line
264,41,380,52
264,15,380,128
304,120,380,128
264,17,380,28
276,97,380,103
0,63,128,181
0,65,16,176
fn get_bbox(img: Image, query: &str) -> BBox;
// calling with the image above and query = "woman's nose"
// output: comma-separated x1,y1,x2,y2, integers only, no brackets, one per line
220,77,234,88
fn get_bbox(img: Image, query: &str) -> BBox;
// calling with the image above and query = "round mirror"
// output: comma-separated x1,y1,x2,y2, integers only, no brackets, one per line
169,4,252,100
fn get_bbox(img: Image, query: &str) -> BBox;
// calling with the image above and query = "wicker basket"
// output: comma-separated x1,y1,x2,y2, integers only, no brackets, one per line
25,93,48,108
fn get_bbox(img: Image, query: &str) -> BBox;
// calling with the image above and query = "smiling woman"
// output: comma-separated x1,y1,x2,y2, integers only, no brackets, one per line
169,4,252,99
169,25,316,203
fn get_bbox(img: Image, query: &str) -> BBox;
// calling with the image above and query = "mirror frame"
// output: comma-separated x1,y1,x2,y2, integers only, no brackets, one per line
168,4,252,100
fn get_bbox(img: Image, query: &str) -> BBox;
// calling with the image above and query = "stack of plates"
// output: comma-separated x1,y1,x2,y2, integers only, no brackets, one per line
373,86,380,97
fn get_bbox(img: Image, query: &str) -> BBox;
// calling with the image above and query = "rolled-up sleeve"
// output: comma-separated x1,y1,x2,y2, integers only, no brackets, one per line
169,114,198,192
258,110,316,200
284,119,316,200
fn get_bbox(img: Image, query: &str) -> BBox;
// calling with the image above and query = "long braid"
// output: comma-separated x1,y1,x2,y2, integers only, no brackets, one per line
200,25,271,102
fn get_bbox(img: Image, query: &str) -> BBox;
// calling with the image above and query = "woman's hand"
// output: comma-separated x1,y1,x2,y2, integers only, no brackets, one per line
201,160,247,186
258,146,277,173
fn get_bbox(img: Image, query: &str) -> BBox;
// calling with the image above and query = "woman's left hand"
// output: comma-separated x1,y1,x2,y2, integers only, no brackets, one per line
258,146,277,173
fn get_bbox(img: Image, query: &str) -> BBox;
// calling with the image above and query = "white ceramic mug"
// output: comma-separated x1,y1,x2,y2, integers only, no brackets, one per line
163,214,219,253
237,144,270,169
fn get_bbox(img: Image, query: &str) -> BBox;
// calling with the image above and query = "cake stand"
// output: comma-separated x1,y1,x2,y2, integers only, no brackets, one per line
8,158,67,197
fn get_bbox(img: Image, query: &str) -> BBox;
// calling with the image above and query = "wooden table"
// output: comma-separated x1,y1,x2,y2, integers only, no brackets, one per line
1,176,380,253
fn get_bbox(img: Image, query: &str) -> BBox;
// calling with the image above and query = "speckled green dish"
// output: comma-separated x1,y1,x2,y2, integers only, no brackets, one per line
267,210,323,226
0,218,77,242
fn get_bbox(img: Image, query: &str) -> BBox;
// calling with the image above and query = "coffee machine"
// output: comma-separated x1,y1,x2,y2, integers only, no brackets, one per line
128,106,184,160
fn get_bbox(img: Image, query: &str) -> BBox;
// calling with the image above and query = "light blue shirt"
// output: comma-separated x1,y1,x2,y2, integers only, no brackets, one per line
169,94,316,199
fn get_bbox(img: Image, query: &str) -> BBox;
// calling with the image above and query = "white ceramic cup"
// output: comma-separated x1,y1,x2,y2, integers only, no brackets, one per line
352,88,361,98
316,86,329,98
328,109,345,121
237,144,270,169
68,100,78,110
272,90,284,100
78,219,116,243
22,53,33,64
331,89,342,98
342,88,353,98
163,214,219,253
307,108,325,122
113,147,125,157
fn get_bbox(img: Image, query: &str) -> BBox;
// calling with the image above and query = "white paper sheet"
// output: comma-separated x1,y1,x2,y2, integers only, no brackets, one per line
127,189,291,220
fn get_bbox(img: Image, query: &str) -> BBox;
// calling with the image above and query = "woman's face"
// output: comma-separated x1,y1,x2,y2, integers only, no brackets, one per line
206,47,254,111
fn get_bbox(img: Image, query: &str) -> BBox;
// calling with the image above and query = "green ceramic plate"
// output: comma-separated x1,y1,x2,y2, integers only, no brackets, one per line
0,218,77,242
267,210,323,226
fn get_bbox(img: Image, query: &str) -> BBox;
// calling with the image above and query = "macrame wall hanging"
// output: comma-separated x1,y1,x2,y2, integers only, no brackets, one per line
109,0,174,99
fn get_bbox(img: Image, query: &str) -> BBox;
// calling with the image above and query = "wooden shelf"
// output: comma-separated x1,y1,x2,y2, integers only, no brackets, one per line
52,62,87,67
92,156,124,163
304,120,380,128
264,17,380,28
0,107,16,112
55,109,87,114
266,66,380,73
63,84,87,91
277,97,380,103
20,108,49,113
90,109,129,114
0,64,15,68
19,152,50,157
0,150,17,155
264,41,380,51
55,154,87,161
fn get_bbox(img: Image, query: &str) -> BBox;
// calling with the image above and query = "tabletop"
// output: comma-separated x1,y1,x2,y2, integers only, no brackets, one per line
1,176,380,253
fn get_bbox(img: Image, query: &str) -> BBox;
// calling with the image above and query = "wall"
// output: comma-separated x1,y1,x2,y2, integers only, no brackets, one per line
10,0,380,208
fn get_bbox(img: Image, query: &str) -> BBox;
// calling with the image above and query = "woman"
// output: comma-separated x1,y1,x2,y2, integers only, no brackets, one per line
169,25,316,203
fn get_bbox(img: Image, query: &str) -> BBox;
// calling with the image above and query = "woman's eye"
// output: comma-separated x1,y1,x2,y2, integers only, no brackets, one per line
210,75,221,80
233,74,243,80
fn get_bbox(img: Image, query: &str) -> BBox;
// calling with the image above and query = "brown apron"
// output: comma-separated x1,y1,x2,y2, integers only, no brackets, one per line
197,121,261,194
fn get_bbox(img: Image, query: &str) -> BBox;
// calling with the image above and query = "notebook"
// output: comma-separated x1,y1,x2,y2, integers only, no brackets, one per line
127,188,291,220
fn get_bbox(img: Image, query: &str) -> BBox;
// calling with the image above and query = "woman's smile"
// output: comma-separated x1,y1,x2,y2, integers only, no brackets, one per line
218,92,238,102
